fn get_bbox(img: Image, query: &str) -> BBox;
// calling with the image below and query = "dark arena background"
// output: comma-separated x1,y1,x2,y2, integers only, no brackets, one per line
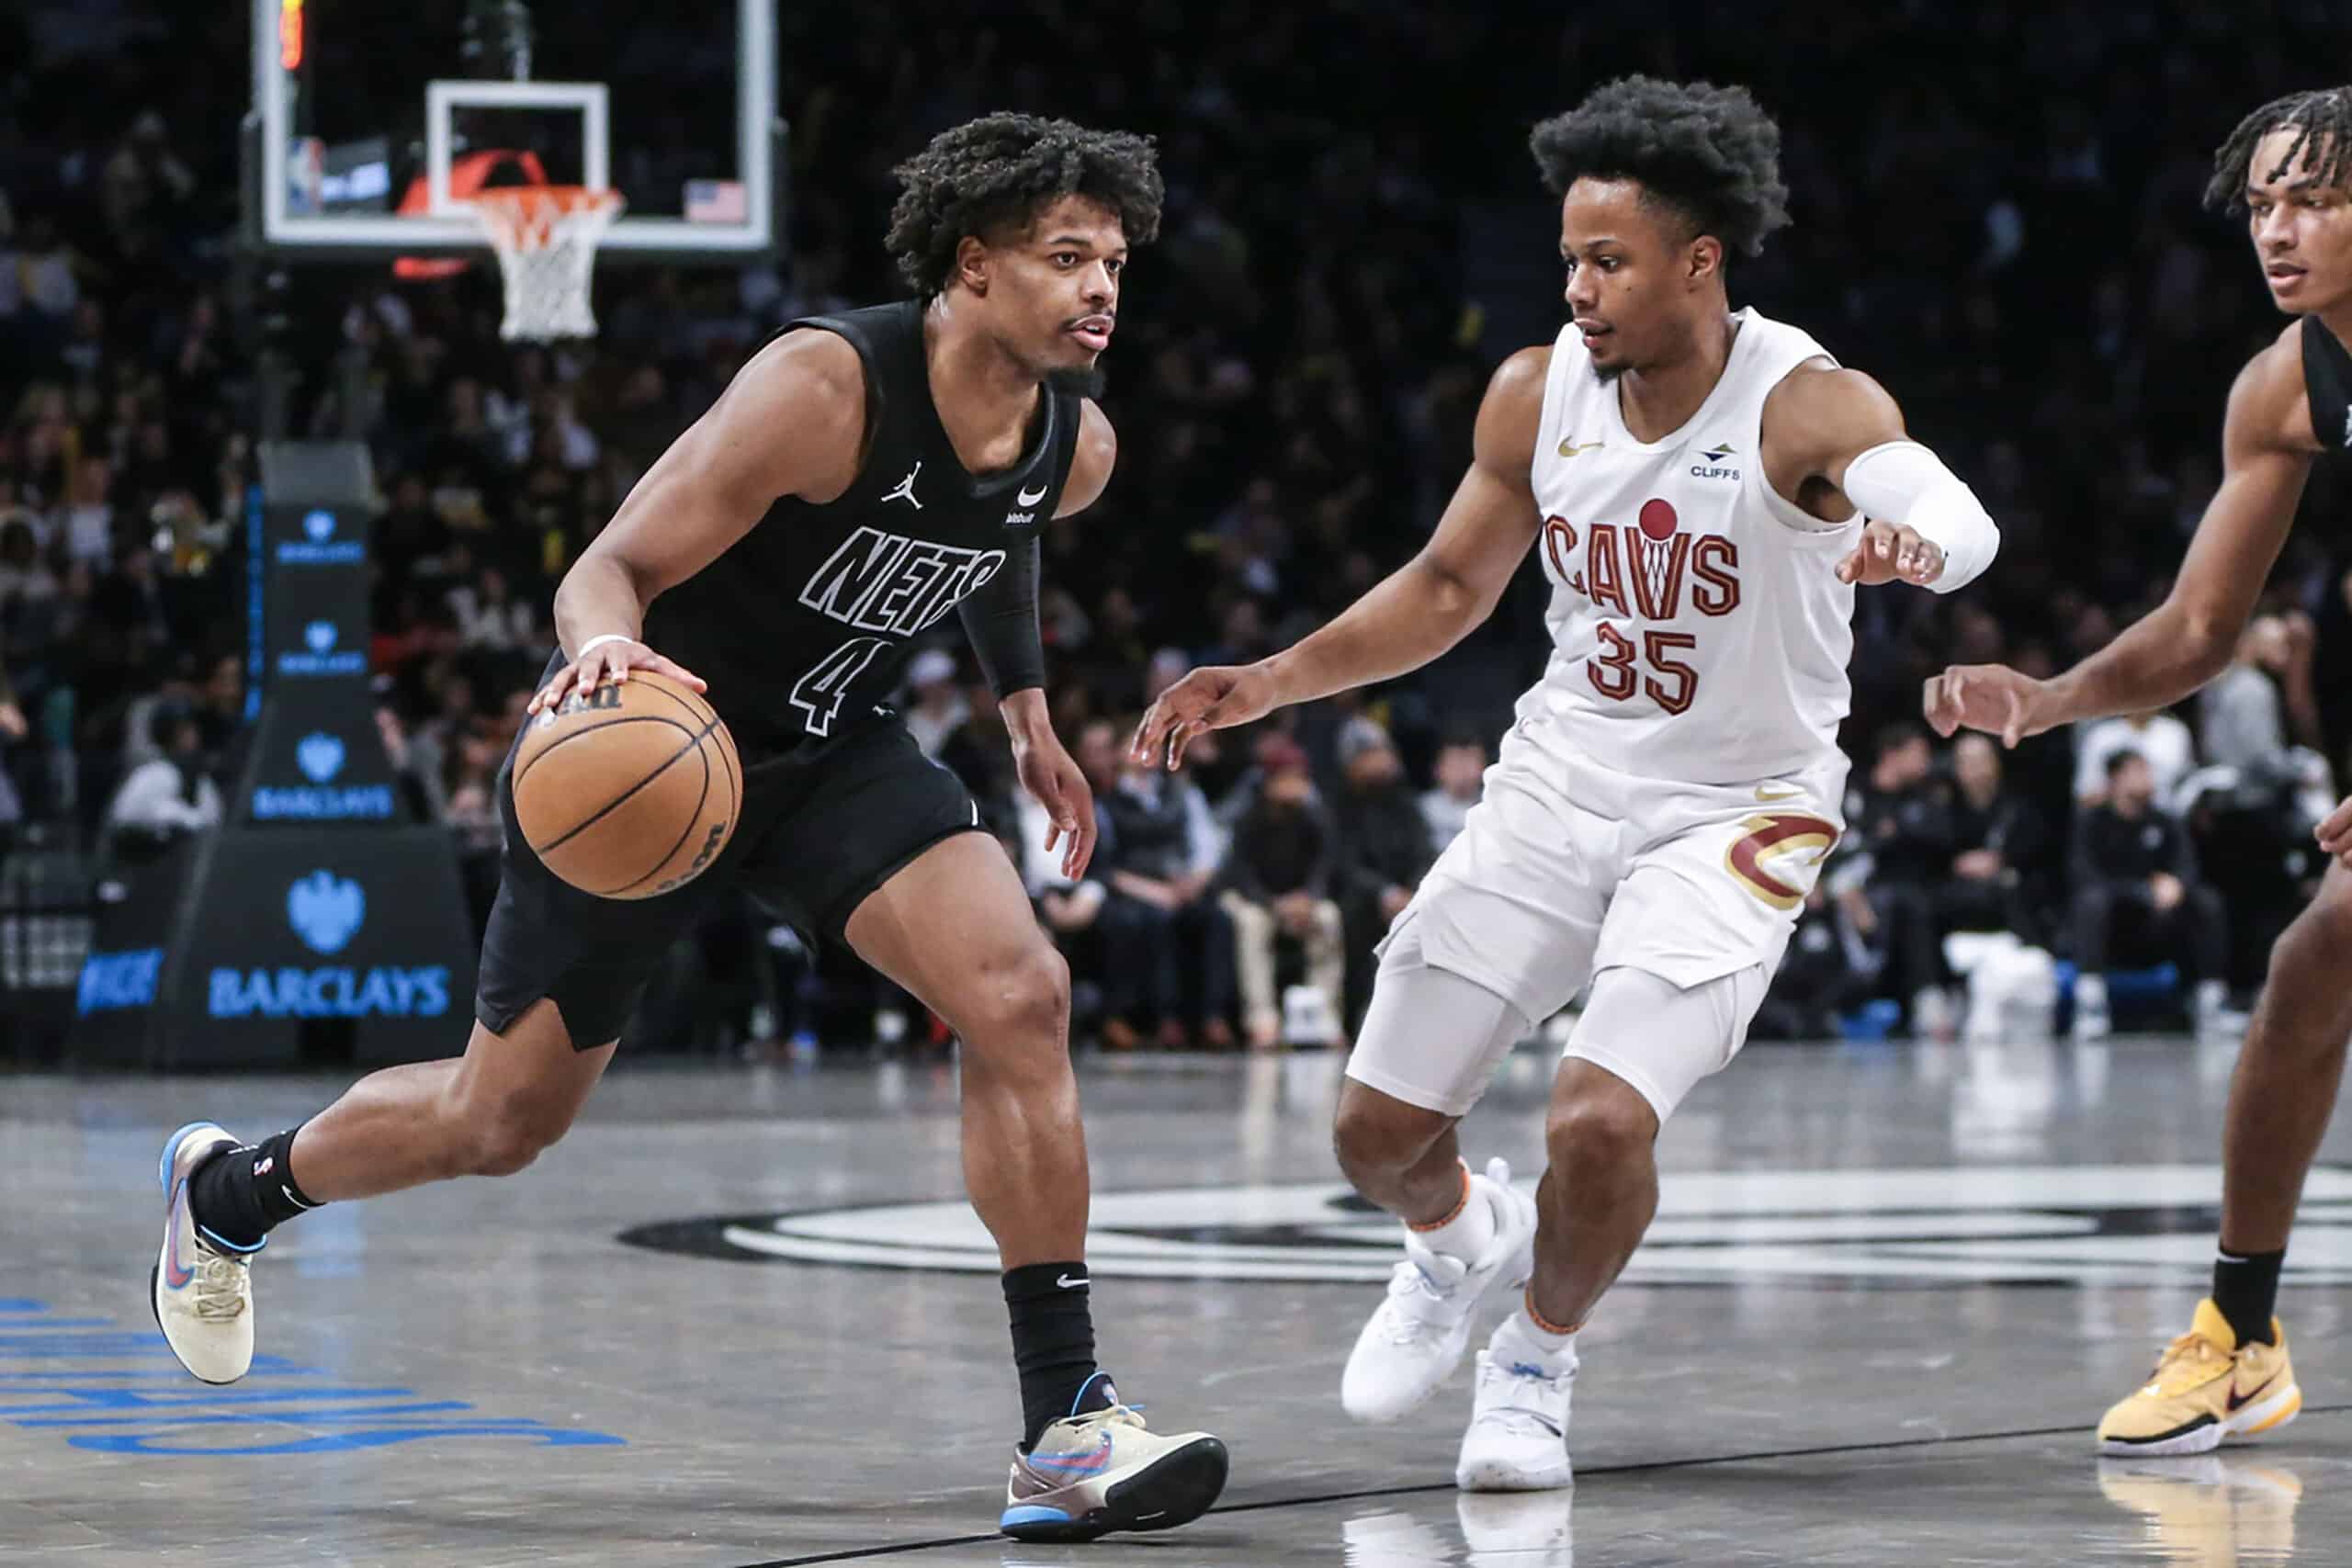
7,1,2352,1562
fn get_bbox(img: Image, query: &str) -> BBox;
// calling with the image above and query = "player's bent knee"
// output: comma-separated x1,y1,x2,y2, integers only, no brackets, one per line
462,1087,582,1177
1544,1083,1657,1172
1332,1083,1450,1177
960,942,1071,1055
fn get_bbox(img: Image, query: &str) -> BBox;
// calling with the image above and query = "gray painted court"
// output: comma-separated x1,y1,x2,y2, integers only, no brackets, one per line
6,1034,2347,1565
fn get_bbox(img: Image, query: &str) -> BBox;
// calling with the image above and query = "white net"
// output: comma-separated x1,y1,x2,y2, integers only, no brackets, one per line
469,187,624,342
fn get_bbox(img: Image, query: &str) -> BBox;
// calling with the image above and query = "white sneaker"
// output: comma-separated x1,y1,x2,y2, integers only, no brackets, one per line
150,1122,261,1384
2193,980,2245,1042
1342,1157,1535,1425
1455,1320,1576,1492
2072,974,2111,1043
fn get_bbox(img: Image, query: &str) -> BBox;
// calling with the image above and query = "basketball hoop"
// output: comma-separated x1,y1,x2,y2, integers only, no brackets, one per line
468,186,622,342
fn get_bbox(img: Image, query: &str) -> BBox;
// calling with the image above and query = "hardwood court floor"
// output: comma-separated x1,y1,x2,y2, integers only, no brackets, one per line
6,1033,2348,1565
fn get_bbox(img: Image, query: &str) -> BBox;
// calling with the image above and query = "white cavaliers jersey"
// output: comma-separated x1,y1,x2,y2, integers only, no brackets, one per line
1520,307,1860,785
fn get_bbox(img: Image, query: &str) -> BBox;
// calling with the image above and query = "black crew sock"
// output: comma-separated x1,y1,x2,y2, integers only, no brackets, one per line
1003,1262,1114,1450
2211,1245,2285,1348
187,1127,322,1249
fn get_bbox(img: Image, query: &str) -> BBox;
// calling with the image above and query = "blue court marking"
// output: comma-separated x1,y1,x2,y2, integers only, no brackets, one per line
1,1301,626,1455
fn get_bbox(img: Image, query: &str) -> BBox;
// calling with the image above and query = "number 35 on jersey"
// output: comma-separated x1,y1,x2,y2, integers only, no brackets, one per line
1541,499,1738,714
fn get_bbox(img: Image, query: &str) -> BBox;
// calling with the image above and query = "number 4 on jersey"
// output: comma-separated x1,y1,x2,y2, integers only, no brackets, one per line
790,637,891,738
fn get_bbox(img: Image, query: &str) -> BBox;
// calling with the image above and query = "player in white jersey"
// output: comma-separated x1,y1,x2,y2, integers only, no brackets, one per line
1136,77,2001,1490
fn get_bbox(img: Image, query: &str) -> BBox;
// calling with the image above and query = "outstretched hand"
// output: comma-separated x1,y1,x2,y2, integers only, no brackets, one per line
1131,663,1280,771
1837,519,1944,588
1923,662,2052,748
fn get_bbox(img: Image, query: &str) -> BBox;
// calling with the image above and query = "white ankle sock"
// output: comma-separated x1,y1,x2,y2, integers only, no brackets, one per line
1408,1164,1497,1262
1496,1306,1578,1376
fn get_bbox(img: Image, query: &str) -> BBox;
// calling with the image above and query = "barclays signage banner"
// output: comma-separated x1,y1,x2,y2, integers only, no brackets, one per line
250,728,397,821
206,868,450,1021
274,507,367,565
71,823,477,1067
273,619,368,679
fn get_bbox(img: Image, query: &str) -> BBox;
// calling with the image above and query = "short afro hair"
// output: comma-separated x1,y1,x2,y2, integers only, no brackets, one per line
1530,76,1792,258
887,113,1163,299
2206,87,2352,211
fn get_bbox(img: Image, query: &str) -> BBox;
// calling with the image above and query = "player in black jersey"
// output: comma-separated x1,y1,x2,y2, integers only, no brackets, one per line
1929,88,2352,1457
148,114,1227,1541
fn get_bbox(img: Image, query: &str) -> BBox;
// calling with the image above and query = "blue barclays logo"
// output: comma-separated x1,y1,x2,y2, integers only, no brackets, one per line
0,1298,625,1454
288,870,364,955
252,785,395,821
253,736,394,820
207,964,448,1020
75,948,163,1014
275,622,366,677
298,732,344,783
275,510,364,565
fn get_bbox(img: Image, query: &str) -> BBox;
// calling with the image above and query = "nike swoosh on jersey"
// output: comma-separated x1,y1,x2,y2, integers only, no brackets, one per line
1755,785,1805,802
1556,438,1604,458
1017,483,1049,506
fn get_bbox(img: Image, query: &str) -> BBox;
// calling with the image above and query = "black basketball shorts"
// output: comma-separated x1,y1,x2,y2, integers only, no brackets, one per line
474,706,985,1049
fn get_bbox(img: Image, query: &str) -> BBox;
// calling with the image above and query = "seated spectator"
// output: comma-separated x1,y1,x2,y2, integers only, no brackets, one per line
902,647,970,760
2075,708,2195,811
1844,722,1954,1035
105,704,220,845
2200,612,2324,777
1419,733,1486,855
1333,716,1434,1029
1013,717,1127,1045
2070,750,2231,1041
1753,885,1879,1041
1940,731,2049,943
1099,724,1234,1051
1219,736,1345,1050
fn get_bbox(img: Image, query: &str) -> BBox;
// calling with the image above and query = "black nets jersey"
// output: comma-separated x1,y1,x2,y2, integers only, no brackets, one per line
2301,315,2352,461
643,300,1080,762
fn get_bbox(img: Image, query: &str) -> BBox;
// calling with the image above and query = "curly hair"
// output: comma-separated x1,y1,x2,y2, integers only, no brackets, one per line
1529,77,1792,258
887,113,1164,299
2206,87,2352,211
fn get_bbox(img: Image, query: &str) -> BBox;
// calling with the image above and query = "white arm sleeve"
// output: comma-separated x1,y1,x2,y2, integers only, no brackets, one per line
1838,439,2001,594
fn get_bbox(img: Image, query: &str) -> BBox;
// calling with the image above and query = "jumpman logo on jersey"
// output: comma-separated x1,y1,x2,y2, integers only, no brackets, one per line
884,461,923,509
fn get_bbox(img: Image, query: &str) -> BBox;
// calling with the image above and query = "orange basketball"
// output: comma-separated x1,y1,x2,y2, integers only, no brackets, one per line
510,670,741,900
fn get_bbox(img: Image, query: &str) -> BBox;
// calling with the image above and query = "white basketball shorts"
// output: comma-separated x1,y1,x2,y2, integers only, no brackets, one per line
1344,722,1846,1122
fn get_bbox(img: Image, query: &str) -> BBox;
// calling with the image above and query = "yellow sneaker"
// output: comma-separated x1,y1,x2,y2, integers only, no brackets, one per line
2096,1300,2301,1458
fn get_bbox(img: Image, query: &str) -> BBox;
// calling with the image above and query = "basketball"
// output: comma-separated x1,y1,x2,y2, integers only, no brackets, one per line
510,670,741,900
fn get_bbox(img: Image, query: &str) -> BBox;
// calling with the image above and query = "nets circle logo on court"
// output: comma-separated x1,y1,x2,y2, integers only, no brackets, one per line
288,871,366,955
620,1164,2352,1288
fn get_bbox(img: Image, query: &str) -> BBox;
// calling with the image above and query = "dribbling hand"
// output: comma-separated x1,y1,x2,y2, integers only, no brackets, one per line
1131,663,1279,770
526,637,707,716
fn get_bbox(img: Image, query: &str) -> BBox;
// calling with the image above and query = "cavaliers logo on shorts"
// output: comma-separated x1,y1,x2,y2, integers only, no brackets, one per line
1721,812,1839,909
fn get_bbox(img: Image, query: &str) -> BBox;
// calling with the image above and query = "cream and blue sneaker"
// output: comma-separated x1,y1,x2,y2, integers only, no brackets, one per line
1001,1378,1228,1542
150,1122,262,1384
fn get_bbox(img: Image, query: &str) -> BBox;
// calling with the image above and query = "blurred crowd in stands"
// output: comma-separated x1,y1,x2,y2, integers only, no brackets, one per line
5,1,2350,1053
